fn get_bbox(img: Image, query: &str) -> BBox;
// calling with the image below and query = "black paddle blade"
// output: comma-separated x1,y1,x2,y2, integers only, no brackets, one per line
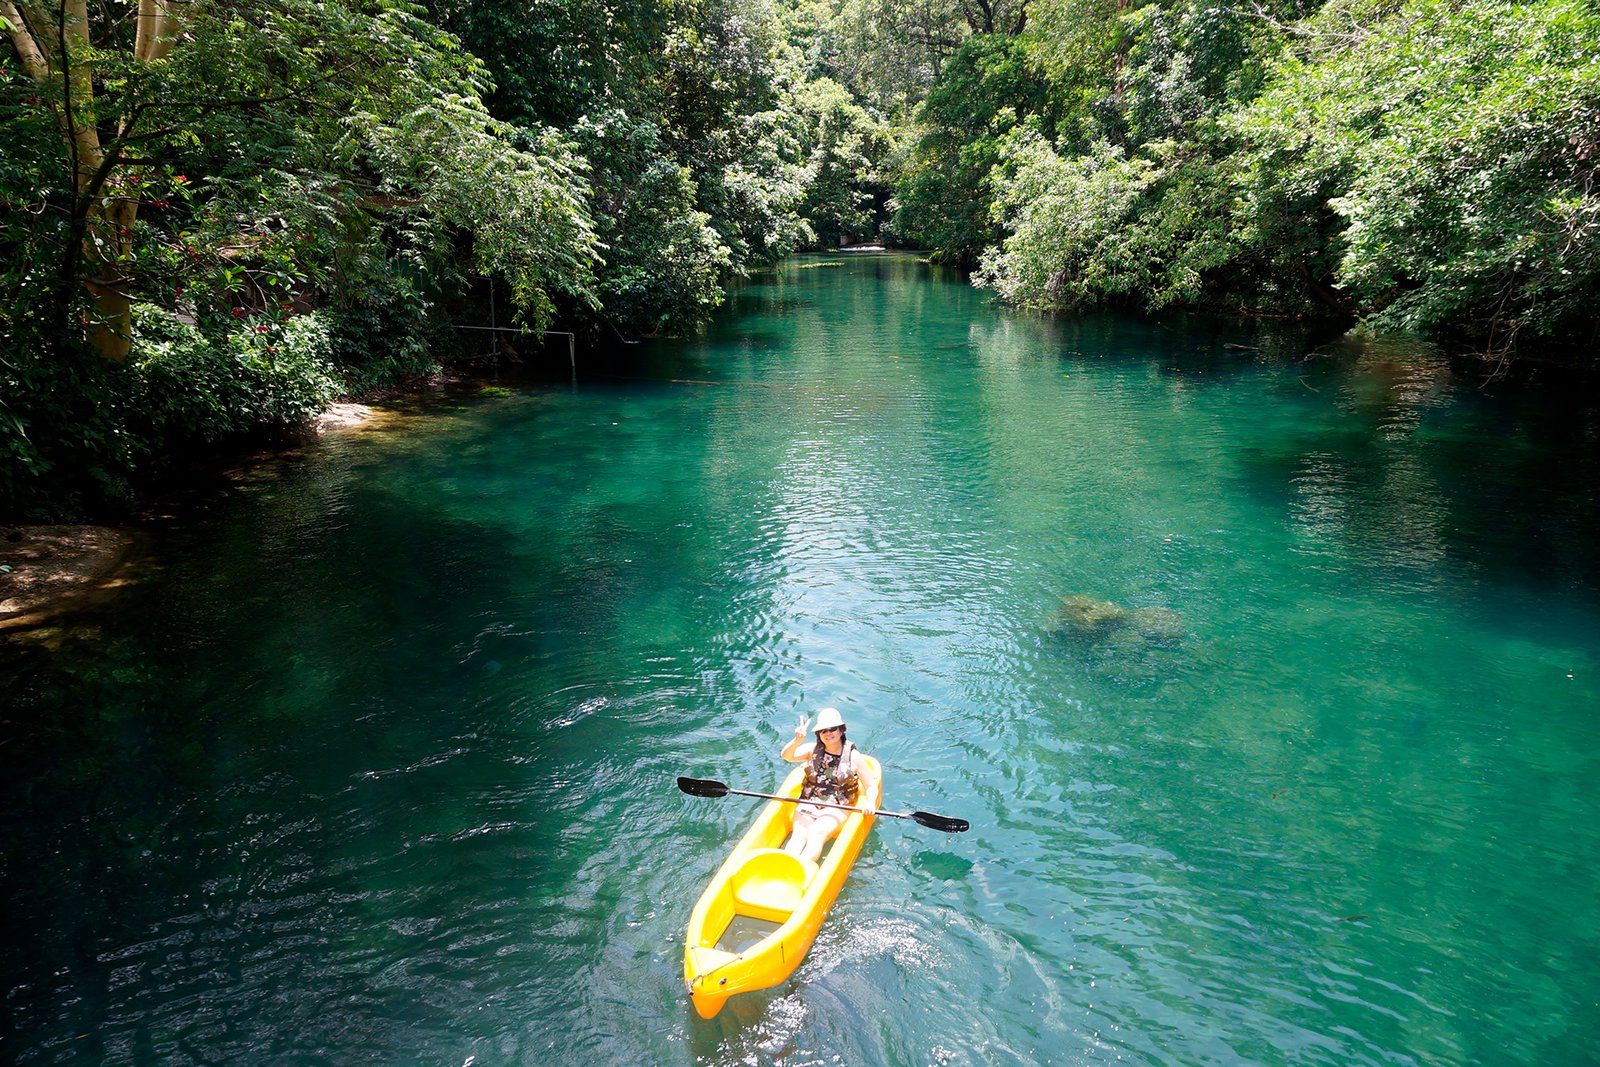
677,776,730,799
910,811,970,833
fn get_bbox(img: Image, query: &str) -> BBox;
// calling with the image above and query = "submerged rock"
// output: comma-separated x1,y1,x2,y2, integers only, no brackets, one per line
913,850,974,881
1055,594,1128,636
1053,595,1185,644
1128,606,1186,641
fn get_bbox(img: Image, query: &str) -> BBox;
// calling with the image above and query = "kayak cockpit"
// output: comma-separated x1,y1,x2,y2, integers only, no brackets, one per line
729,848,817,921
691,848,818,957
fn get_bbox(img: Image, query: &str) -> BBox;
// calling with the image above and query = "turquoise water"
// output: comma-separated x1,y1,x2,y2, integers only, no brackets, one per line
3,254,1599,1065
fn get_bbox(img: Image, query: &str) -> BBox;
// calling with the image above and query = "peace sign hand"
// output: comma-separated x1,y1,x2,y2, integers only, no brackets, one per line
793,714,810,738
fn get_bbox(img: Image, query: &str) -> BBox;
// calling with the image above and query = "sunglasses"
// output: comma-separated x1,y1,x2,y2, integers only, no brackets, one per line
818,726,844,734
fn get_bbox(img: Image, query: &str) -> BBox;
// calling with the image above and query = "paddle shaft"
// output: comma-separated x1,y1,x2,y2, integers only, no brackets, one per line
676,775,970,832
723,785,907,822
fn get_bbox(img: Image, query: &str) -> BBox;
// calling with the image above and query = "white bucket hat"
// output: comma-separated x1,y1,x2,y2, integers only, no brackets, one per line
813,707,846,733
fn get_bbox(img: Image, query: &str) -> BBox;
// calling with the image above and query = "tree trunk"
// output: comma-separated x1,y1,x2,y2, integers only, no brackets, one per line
83,193,139,361
3,0,183,361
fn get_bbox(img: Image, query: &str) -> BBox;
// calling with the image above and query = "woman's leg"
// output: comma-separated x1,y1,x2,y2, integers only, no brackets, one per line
785,807,819,857
796,812,843,863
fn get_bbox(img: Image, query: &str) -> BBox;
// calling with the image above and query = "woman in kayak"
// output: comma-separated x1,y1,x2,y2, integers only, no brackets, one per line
780,707,879,862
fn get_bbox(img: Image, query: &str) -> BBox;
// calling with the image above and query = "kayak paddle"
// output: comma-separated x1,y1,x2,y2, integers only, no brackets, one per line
677,775,970,833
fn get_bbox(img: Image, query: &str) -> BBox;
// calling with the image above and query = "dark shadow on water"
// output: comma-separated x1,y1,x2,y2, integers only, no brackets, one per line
913,850,974,881
1225,337,1600,599
0,463,604,1061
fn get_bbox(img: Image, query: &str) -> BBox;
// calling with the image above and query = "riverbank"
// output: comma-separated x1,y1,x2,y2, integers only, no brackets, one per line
0,360,564,635
0,401,392,636
0,525,143,632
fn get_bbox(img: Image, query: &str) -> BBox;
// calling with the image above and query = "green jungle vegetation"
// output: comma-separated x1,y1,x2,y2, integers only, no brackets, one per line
4,0,1598,516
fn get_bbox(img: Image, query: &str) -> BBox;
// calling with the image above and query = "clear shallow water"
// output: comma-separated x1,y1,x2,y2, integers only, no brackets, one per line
3,254,1599,1065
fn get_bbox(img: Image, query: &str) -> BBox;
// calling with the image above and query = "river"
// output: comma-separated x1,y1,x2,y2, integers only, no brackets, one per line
3,253,1598,1065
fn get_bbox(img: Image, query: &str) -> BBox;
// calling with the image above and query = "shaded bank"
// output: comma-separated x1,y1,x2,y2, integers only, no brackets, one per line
0,403,397,633
0,526,143,633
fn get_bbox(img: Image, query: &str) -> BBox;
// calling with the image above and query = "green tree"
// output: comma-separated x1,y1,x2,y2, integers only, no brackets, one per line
1230,0,1600,348
891,31,1054,263
792,77,892,246
785,0,969,116
573,111,732,335
3,0,187,359
2,0,599,512
982,0,1598,352
427,0,819,335
424,0,669,131
975,130,1160,305
974,0,1371,317
3,0,597,359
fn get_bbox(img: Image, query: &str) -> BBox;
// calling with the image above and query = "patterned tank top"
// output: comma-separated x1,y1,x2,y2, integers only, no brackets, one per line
801,742,860,805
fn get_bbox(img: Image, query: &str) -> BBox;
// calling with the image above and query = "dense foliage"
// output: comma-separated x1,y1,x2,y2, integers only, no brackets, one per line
890,32,1056,263
1233,0,1600,348
3,0,1595,515
2,0,598,512
957,0,1600,352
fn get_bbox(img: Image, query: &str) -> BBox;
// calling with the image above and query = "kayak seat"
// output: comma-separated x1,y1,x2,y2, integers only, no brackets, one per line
729,848,817,922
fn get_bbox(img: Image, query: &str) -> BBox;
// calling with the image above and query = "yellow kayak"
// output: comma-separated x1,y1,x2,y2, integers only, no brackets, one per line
683,757,882,1018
